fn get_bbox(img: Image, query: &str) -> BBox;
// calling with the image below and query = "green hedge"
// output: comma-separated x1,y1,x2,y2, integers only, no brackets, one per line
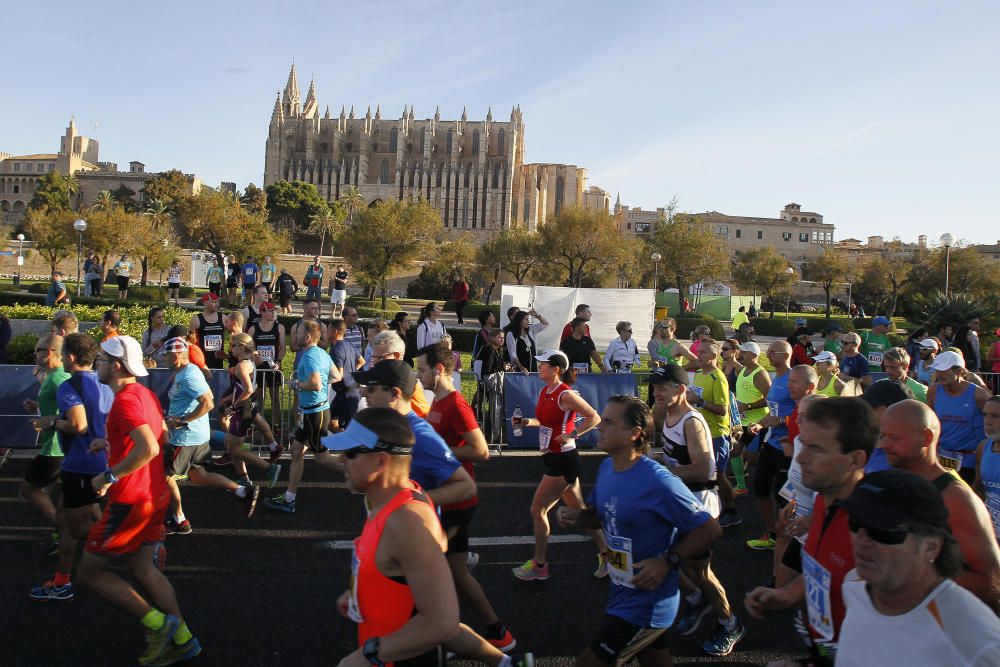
673,315,724,341
349,299,401,313
749,316,900,337
7,333,38,364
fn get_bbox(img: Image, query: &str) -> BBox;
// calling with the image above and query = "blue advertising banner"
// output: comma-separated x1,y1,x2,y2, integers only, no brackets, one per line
0,366,50,448
503,373,638,449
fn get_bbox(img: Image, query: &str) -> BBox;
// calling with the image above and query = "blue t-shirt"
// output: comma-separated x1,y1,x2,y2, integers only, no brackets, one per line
242,263,259,285
331,340,360,395
297,346,332,413
167,363,211,446
840,354,870,380
588,456,712,628
765,371,795,450
46,281,66,306
407,411,461,491
57,371,115,475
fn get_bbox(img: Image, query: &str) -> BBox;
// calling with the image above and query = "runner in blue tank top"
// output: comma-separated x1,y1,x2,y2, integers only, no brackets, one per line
974,397,1000,542
929,351,991,483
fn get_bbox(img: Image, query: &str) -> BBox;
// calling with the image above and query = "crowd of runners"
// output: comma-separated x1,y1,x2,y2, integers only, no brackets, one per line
12,287,1000,666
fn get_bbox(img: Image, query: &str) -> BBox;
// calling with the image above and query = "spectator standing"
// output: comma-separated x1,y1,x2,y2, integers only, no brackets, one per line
112,254,133,300
451,276,470,325
46,272,69,307
89,255,104,298
303,256,325,305
416,302,447,350
560,304,592,342
505,309,548,373
259,256,277,295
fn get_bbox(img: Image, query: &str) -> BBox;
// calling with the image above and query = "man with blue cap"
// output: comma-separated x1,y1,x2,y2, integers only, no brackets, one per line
860,316,893,369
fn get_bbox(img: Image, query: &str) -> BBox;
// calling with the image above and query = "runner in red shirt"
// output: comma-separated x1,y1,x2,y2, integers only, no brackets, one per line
417,342,517,652
77,336,201,666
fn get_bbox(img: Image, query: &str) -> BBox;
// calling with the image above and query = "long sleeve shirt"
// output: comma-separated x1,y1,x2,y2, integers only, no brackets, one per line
604,337,640,372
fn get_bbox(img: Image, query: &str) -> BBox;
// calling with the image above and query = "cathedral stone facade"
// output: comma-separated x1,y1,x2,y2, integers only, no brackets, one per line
263,65,597,240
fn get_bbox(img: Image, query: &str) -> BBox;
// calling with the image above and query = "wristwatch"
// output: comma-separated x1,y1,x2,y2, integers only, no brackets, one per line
103,469,120,485
663,549,682,569
362,637,384,667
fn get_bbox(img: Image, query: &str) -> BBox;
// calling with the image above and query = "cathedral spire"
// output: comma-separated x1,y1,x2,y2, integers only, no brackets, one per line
283,62,301,117
461,106,468,122
271,92,283,125
302,77,318,119
486,107,493,123
324,105,331,120
349,105,355,120
375,104,381,120
614,192,621,214
435,106,441,122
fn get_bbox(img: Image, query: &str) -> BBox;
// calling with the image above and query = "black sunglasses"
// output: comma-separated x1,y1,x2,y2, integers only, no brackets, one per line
847,516,910,545
343,441,412,458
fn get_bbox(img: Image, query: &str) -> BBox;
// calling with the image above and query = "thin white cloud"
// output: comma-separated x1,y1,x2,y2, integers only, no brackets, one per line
812,118,889,158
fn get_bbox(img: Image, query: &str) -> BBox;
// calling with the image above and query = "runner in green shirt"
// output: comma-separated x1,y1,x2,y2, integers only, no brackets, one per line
860,316,893,368
822,322,844,360
21,334,71,552
880,347,928,403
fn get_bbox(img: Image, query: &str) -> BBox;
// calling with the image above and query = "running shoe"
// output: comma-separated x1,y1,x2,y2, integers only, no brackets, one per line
746,534,775,550
593,553,609,579
149,636,202,666
138,614,180,665
263,494,296,513
268,443,285,464
165,518,192,535
267,463,283,488
703,619,746,656
485,627,516,652
467,551,480,571
152,542,168,571
510,654,534,667
733,487,749,497
512,559,549,581
241,485,260,518
210,452,232,466
718,508,743,528
44,532,60,557
674,599,712,636
29,580,74,602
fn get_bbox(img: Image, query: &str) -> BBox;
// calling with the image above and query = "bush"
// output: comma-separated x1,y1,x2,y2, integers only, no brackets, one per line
749,317,797,337
27,282,50,295
674,315,724,341
349,298,401,313
125,285,168,302
355,307,398,320
0,292,47,306
180,286,196,298
7,333,38,364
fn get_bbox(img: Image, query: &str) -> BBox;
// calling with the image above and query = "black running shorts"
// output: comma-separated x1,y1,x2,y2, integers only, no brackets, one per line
441,506,476,554
590,613,669,665
61,470,100,509
542,449,581,485
296,409,330,453
24,454,62,488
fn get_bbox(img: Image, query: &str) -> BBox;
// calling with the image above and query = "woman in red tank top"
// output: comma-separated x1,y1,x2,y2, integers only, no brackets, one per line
511,350,604,582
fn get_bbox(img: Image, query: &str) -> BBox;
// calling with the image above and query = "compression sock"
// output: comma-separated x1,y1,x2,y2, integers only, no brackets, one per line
174,512,186,524
53,571,71,587
141,608,166,631
174,622,193,645
284,491,296,503
731,456,747,489
268,441,279,451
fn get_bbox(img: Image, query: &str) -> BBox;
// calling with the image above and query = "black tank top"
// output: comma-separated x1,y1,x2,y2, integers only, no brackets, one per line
245,305,261,330
251,321,279,365
197,313,224,356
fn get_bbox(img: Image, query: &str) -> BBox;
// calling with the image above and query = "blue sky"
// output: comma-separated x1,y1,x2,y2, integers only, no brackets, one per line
4,1,999,244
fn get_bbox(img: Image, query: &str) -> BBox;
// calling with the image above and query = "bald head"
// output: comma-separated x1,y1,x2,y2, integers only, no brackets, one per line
769,341,792,355
878,399,942,470
884,399,940,439
791,364,818,384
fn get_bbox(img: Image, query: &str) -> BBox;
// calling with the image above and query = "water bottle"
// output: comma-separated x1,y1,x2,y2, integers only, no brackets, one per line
512,405,523,438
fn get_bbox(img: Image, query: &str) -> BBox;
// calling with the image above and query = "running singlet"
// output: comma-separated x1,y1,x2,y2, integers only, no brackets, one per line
588,456,712,628
245,305,261,331
935,383,983,470
197,313,225,357
426,391,480,511
980,439,1000,540
660,410,715,486
800,495,854,658
766,372,795,450
735,366,769,424
860,331,891,367
535,382,578,453
242,263,258,285
251,321,278,363
348,484,443,658
816,375,841,397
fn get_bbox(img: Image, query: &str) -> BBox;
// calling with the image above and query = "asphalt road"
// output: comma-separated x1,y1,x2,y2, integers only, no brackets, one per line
1,451,806,666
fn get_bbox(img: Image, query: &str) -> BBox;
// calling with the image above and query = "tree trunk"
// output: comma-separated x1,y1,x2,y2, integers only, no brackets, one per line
676,278,686,316
318,231,326,258
824,285,832,318
140,257,149,286
380,284,388,310
768,293,776,318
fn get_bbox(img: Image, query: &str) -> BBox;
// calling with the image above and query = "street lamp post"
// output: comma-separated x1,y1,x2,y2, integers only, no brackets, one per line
15,233,24,287
940,233,955,299
73,219,87,297
651,252,662,291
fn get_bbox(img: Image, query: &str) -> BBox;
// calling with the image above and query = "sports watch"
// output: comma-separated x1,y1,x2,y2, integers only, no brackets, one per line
663,549,682,569
103,469,120,485
362,637,384,667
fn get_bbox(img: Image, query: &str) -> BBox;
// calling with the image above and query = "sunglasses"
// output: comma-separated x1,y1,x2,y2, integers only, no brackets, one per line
343,446,379,459
847,516,910,545
34,347,53,353
844,341,859,345
721,347,734,351
343,441,411,458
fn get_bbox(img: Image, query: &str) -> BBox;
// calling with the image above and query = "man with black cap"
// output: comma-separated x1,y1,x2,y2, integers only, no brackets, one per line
836,469,1000,666
745,397,877,665
876,399,1000,609
650,365,745,657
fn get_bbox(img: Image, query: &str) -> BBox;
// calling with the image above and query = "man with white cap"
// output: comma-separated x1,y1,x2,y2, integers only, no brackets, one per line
915,336,940,384
76,336,200,665
161,336,259,535
812,350,846,397
928,350,992,484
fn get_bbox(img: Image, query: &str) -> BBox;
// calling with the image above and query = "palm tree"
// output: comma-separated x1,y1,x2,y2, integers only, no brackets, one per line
339,186,365,223
93,190,114,211
65,174,81,210
308,204,345,257
140,199,174,286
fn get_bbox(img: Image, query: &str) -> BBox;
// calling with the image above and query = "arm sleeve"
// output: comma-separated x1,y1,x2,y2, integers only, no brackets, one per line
604,340,616,367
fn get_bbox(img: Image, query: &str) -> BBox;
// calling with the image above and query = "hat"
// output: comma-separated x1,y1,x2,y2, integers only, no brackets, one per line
840,469,950,530
812,350,837,363
929,350,965,371
738,341,761,355
534,350,569,370
918,338,940,351
794,317,807,326
872,316,891,328
353,360,417,396
201,293,219,302
161,337,188,354
824,322,843,333
321,418,412,455
259,301,276,312
100,335,148,377
861,379,914,409
648,365,689,386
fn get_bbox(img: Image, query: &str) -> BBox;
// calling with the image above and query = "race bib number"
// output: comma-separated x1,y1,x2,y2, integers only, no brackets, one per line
258,345,275,361
604,535,635,589
347,544,364,623
539,426,553,451
938,450,962,471
768,399,780,415
778,478,796,503
986,493,1000,538
802,551,834,641
690,385,704,399
203,335,222,352
868,352,883,366
573,363,589,373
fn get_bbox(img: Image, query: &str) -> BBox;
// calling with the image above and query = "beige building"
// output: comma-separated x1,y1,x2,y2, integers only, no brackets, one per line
615,197,667,235
581,186,612,215
695,203,836,261
835,235,928,261
264,64,603,240
973,240,1000,263
1,119,201,225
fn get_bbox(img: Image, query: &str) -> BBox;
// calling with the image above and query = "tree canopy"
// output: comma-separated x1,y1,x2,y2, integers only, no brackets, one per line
731,247,796,317
176,189,290,266
265,180,328,235
28,171,76,212
536,208,629,288
801,248,850,317
645,213,729,307
140,169,191,210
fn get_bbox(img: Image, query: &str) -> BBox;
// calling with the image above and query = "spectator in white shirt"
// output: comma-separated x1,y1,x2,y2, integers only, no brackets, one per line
604,321,641,373
505,309,548,373
416,301,447,349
